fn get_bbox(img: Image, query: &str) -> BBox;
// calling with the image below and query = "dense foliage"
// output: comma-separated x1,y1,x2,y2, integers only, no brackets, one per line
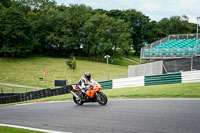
0,0,196,58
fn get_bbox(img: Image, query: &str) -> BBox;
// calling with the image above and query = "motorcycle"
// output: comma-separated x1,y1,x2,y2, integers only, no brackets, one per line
71,83,107,105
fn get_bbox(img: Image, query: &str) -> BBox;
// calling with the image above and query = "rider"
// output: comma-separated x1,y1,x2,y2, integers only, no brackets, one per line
77,72,100,93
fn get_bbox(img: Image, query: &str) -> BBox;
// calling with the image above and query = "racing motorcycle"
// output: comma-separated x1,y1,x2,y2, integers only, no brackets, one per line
71,83,107,105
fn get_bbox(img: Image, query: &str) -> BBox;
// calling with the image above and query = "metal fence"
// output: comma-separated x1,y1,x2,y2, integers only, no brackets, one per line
141,33,200,60
163,56,200,73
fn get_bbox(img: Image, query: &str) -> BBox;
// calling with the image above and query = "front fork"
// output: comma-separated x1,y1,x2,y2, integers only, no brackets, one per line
96,92,100,101
71,91,80,100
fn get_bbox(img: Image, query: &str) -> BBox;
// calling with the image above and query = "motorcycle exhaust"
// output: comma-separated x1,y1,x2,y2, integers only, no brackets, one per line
70,91,80,100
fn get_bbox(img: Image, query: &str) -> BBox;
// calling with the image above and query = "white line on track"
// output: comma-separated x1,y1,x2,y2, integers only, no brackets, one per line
0,123,72,133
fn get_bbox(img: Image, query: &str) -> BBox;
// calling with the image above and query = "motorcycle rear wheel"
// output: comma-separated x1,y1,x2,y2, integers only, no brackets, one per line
97,92,107,105
73,96,84,105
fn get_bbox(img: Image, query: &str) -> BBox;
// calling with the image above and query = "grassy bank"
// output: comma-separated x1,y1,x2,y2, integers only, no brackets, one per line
0,56,129,88
1,82,200,107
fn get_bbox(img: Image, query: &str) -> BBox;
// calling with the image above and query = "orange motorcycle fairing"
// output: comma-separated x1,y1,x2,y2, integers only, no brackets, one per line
85,84,102,98
73,83,102,98
85,89,97,98
71,83,107,105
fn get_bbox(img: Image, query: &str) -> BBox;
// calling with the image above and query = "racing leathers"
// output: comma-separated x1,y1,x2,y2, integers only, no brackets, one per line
77,77,100,93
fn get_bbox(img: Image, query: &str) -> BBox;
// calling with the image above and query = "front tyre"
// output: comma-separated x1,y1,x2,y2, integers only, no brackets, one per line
73,96,84,105
97,92,107,105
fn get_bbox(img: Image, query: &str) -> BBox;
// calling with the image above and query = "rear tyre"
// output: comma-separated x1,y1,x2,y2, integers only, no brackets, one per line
73,96,84,105
97,92,107,105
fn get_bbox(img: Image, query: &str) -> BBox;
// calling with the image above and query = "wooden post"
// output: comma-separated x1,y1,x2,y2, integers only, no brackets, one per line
44,70,48,83
44,73,46,83
36,82,39,90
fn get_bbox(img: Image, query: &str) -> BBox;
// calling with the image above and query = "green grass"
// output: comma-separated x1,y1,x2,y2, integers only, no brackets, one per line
106,82,200,98
0,56,128,88
112,56,137,66
0,85,36,93
76,56,137,66
126,55,149,64
0,126,44,133
1,82,200,108
126,55,141,62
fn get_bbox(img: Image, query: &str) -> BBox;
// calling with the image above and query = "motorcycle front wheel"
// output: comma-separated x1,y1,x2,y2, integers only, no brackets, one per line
97,92,107,105
73,96,84,105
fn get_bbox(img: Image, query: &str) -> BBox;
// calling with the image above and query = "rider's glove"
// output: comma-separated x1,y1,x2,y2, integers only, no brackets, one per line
81,89,85,93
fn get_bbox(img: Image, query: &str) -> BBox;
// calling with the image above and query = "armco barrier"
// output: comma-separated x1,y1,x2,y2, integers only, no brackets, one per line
113,76,144,89
181,70,200,83
145,73,182,86
0,85,72,104
99,80,112,89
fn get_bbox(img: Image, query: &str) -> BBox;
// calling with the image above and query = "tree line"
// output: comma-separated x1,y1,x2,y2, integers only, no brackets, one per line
0,0,197,59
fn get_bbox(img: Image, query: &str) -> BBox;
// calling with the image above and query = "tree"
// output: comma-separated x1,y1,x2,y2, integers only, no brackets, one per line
0,0,197,58
28,4,92,56
0,0,12,8
66,4,93,55
71,57,77,72
0,7,35,57
107,9,151,55
124,10,150,55
17,0,57,11
81,14,131,61
66,56,77,72
81,14,114,59
108,19,132,61
143,21,165,44
158,16,195,35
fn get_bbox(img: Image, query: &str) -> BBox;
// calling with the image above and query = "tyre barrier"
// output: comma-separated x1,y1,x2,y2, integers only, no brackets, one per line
0,85,72,104
0,93,21,97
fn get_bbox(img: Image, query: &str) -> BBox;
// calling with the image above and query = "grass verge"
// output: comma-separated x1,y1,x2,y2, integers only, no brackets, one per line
106,82,200,98
1,82,200,108
0,126,43,133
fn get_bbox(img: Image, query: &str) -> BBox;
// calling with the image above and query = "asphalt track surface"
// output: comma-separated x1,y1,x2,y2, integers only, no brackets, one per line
0,99,200,133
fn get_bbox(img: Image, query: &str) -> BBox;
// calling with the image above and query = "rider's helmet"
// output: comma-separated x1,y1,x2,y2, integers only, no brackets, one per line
85,72,91,81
